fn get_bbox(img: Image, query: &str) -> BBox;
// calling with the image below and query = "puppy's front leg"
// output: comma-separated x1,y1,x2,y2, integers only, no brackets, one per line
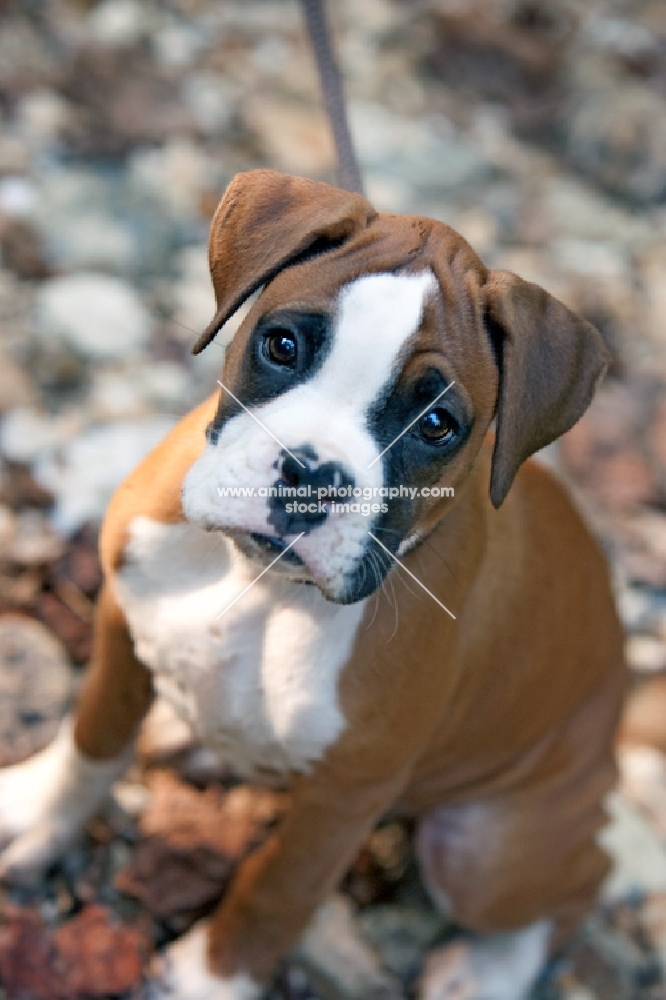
0,584,153,881
150,763,410,999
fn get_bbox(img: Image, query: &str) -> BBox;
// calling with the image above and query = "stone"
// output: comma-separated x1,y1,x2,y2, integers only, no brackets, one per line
0,137,29,175
451,205,500,258
34,165,176,278
112,781,151,820
629,512,666,561
4,510,64,565
542,176,652,248
17,90,72,150
242,95,336,178
36,273,152,359
641,243,666,358
59,44,194,158
151,22,205,70
171,244,217,345
89,363,193,419
181,72,239,136
615,584,658,634
139,362,193,412
0,406,83,463
88,369,145,420
128,137,217,223
45,212,137,275
620,746,666,837
551,239,630,282
87,0,150,48
642,893,666,967
33,416,176,536
0,615,73,766
358,903,445,979
564,66,666,205
350,101,492,194
0,504,13,549
626,635,666,674
648,398,666,478
559,384,657,510
599,793,666,900
0,176,36,218
0,343,34,410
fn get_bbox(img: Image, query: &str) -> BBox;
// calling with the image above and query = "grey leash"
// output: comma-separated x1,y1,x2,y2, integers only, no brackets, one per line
300,0,365,196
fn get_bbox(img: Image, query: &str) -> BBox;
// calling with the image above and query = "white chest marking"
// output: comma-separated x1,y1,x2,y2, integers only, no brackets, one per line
114,518,366,777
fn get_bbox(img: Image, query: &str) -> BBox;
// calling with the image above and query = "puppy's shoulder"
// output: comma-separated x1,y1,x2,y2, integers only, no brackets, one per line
99,394,216,577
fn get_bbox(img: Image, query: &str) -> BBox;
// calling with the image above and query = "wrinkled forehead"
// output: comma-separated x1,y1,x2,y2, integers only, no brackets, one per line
254,211,431,311
227,213,496,407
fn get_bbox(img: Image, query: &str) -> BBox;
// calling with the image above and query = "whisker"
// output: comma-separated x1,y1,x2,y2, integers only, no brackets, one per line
168,315,226,352
368,536,401,641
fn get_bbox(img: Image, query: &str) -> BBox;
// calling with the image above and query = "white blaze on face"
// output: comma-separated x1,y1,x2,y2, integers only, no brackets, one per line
182,270,437,597
313,270,438,410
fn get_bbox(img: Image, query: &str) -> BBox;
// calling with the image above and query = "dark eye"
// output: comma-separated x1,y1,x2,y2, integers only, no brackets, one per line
264,330,297,367
419,407,457,444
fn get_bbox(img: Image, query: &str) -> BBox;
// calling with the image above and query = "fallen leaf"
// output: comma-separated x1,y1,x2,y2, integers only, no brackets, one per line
54,903,153,996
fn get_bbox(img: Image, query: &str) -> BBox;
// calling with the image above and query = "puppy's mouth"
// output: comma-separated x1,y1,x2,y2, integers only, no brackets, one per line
227,529,313,580
248,532,305,566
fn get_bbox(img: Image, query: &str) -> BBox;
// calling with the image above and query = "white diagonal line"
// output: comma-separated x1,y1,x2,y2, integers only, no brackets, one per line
216,533,305,619
368,532,456,619
367,381,455,469
216,380,306,468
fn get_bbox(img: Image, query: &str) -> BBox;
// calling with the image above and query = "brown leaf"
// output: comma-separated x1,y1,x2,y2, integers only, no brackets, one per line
116,772,287,927
54,903,152,997
560,383,658,511
34,590,93,664
116,837,233,925
0,217,52,281
0,463,54,511
60,46,194,157
50,526,102,598
140,770,286,857
0,905,62,1000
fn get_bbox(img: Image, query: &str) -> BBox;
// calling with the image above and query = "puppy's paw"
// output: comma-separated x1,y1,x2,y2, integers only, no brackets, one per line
0,719,128,883
418,921,550,1000
147,923,262,1000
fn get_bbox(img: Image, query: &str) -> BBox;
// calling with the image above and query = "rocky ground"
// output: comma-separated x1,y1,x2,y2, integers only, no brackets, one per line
0,0,666,997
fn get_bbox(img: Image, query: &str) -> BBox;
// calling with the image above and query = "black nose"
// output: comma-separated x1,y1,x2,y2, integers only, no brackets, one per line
279,447,349,493
267,446,354,536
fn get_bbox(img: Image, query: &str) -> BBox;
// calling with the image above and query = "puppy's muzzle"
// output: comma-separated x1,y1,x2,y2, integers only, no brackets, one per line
268,446,353,536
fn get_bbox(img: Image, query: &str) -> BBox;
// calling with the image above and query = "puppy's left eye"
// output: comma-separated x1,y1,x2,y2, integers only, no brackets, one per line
264,330,297,367
418,407,457,444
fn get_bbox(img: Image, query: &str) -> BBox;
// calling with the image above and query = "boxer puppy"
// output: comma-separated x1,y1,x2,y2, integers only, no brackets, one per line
0,170,626,1000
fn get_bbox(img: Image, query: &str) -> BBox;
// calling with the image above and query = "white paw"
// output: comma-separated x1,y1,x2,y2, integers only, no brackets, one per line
147,923,262,1000
0,719,128,883
418,921,550,1000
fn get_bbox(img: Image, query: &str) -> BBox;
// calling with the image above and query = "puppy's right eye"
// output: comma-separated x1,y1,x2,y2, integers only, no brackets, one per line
264,330,297,367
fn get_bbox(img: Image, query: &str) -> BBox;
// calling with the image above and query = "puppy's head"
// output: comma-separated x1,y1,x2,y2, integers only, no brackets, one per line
182,170,609,603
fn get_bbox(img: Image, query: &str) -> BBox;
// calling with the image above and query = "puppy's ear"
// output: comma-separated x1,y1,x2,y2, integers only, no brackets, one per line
484,270,610,508
192,169,377,354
